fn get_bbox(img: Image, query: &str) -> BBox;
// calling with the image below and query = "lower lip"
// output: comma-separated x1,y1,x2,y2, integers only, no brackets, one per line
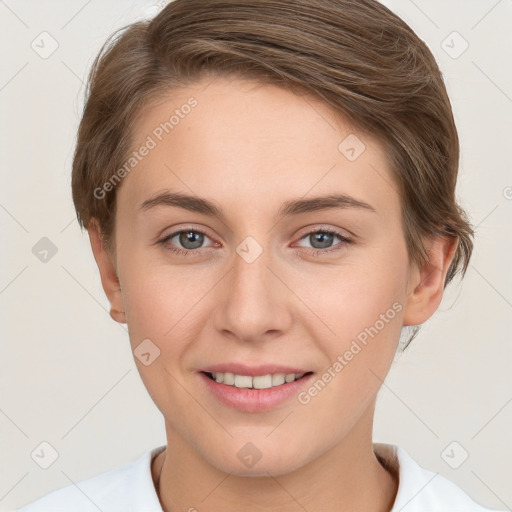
199,371,314,413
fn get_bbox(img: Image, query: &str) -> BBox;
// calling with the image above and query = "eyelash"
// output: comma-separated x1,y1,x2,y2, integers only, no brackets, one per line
157,227,353,257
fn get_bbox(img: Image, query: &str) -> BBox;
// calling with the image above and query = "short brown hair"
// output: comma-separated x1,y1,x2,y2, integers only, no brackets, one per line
71,0,474,346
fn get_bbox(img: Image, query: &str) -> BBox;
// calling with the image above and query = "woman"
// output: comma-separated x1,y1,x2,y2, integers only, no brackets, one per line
16,0,505,510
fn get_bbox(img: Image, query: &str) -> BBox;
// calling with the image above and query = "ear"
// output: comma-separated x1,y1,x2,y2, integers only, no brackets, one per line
402,235,458,326
87,219,126,324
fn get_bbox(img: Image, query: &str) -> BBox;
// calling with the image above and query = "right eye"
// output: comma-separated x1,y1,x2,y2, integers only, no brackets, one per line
158,228,218,256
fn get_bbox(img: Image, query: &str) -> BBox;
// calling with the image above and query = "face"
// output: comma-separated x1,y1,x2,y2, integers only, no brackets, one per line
92,76,451,477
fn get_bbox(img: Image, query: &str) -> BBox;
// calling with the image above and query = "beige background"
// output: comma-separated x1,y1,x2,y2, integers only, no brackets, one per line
0,0,511,510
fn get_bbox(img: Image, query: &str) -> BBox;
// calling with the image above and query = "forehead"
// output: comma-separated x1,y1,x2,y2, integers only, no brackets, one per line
118,76,399,220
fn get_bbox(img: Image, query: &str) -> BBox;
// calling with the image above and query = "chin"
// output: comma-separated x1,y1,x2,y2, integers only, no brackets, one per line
201,437,310,478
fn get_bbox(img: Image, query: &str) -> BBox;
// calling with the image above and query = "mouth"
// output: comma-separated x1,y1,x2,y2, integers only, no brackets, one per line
199,369,315,412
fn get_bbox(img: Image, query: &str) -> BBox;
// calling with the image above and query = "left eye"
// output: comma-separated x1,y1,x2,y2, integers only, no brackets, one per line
296,229,351,251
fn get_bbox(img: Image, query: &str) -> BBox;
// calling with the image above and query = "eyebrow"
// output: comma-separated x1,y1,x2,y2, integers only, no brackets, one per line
139,190,377,220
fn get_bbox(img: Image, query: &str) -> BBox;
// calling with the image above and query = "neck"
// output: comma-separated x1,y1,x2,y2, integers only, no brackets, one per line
152,406,398,512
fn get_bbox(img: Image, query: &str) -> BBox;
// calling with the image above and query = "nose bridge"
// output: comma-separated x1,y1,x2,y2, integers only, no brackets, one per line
213,236,291,340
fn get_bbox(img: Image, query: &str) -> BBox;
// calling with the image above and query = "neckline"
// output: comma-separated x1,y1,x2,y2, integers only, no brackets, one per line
150,443,400,509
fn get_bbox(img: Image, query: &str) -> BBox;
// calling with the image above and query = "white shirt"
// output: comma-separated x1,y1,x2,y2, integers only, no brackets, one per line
14,443,505,511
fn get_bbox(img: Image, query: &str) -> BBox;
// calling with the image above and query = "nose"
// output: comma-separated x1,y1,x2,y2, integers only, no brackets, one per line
212,244,293,343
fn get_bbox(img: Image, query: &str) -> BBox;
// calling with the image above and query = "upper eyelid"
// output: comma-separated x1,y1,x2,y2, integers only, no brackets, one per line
297,226,349,238
164,228,214,246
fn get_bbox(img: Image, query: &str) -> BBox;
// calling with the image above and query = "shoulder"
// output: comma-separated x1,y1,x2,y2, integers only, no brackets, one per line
375,443,506,512
14,445,166,512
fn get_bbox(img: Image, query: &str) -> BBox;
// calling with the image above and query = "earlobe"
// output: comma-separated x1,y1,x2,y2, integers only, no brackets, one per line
87,219,126,324
402,235,458,327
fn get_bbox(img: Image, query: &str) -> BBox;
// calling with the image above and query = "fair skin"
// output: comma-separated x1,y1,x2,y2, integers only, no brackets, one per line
88,76,456,512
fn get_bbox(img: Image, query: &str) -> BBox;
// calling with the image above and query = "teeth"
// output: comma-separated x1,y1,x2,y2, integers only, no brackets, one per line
234,375,253,388
223,372,235,385
209,371,306,389
272,373,285,386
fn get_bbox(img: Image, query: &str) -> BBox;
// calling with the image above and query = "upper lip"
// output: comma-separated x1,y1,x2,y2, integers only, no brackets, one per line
201,363,312,377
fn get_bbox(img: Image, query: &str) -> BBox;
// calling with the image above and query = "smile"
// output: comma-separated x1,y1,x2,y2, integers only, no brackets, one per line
199,370,315,413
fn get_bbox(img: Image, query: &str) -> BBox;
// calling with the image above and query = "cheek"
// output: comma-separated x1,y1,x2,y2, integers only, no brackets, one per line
296,246,407,338
292,262,405,437
119,256,216,350
118,261,211,410
292,240,408,388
